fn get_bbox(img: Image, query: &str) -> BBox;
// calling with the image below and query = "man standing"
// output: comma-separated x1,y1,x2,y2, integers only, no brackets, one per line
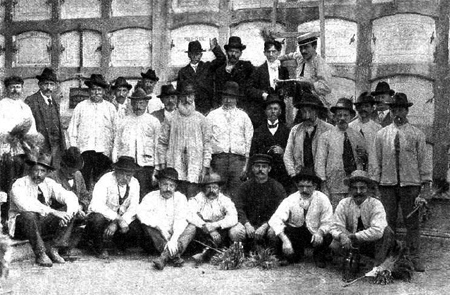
371,81,395,127
279,32,332,108
283,93,332,179
68,74,117,190
233,154,286,249
269,168,332,267
250,94,291,190
110,77,132,120
207,81,253,199
137,168,195,270
369,93,432,272
215,36,255,126
151,84,178,124
140,68,164,114
316,98,366,208
86,156,141,258
177,38,225,115
113,88,160,200
25,68,66,169
9,154,79,267
157,83,211,199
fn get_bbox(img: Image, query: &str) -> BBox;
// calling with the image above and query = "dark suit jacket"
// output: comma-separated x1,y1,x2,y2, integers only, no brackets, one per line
380,112,393,127
48,170,91,212
25,91,66,153
151,109,165,124
177,46,226,115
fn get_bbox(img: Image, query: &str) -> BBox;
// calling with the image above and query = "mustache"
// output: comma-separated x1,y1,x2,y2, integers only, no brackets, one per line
338,120,347,125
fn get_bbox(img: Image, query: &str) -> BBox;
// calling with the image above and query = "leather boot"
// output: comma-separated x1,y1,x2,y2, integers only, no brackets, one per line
47,247,65,264
36,252,53,267
153,250,169,270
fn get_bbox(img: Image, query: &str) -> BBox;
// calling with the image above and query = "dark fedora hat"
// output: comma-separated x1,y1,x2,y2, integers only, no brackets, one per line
128,87,150,100
141,69,159,81
224,36,246,51
186,40,205,53
84,74,109,89
330,98,356,117
291,167,321,186
157,84,179,98
371,81,395,96
386,92,413,108
297,32,319,46
26,153,54,171
343,170,375,187
264,93,285,108
178,82,196,96
36,68,58,83
202,172,226,186
218,81,243,98
4,76,24,87
156,167,179,182
112,156,140,172
61,147,84,170
111,77,132,90
250,154,272,166
294,92,326,110
354,91,376,106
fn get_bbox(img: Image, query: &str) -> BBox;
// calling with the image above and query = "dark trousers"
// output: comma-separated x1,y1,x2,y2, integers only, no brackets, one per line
85,213,145,252
134,166,155,201
80,151,112,190
14,212,75,256
143,224,196,257
379,185,421,257
283,225,332,262
211,153,246,199
354,226,396,265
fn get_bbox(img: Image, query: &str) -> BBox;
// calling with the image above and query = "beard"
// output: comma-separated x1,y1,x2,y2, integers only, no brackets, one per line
178,101,196,116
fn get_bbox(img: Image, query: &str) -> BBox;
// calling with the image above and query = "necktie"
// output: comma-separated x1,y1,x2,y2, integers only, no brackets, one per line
268,123,278,129
360,129,364,137
118,185,130,207
300,63,306,77
48,99,52,106
356,216,364,232
343,131,357,176
394,132,401,185
37,187,46,205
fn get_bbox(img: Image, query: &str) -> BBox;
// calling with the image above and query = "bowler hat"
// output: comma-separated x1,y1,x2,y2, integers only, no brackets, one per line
264,93,285,109
297,32,319,46
343,170,375,187
4,76,24,87
36,68,58,83
112,156,140,172
157,84,179,98
178,82,196,96
371,81,395,96
61,147,84,170
111,77,132,90
186,40,205,53
354,92,376,106
386,92,413,108
224,36,246,51
156,167,179,182
26,153,54,171
141,69,159,81
128,87,150,100
202,173,226,186
294,92,326,110
330,98,356,117
84,74,109,89
250,154,272,166
291,167,321,186
218,81,243,97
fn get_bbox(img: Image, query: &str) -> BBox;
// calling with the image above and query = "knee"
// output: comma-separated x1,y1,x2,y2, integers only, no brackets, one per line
229,223,246,242
18,211,39,222
267,227,277,241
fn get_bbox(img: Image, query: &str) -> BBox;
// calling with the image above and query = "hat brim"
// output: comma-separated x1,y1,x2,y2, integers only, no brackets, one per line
387,102,413,107
61,159,84,170
36,75,58,83
112,84,132,90
202,180,226,186
141,73,160,81
291,173,322,186
224,44,246,51
218,90,244,97
128,95,151,101
294,102,326,110
85,80,109,89
155,174,179,182
112,163,140,172
330,106,356,116
185,49,206,53
354,100,376,106
343,176,376,187
25,159,55,171
264,99,285,109
371,89,395,96
157,92,179,98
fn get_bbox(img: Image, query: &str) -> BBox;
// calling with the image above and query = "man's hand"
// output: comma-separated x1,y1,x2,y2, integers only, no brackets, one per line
262,92,269,100
104,222,118,239
415,196,428,207
245,222,255,239
269,145,284,155
254,223,268,240
296,76,313,85
282,239,294,256
340,233,352,250
117,217,129,234
210,230,222,245
209,37,218,50
51,211,72,227
166,239,178,257
311,233,323,247
417,183,432,205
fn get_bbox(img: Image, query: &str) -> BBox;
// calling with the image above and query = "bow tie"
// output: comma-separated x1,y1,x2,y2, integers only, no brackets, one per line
268,123,278,129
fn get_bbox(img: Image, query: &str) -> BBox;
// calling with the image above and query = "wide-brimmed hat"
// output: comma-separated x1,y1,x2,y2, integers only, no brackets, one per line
141,69,159,81
250,154,272,166
202,173,226,186
294,92,326,110
297,32,319,46
36,68,57,83
61,147,84,170
128,87,150,100
386,92,413,108
343,170,375,187
224,36,246,51
157,84,179,98
186,40,205,53
4,76,24,87
178,82,196,96
371,81,395,96
84,74,109,89
218,81,243,98
156,167,179,182
112,156,140,172
330,98,356,117
26,153,54,171
291,167,321,186
111,77,132,90
264,93,285,108
354,92,376,106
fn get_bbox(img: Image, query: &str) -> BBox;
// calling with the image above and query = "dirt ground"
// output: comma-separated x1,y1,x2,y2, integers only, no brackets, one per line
4,237,450,295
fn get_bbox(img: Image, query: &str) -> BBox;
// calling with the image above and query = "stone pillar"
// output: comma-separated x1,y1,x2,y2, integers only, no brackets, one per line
152,0,170,82
354,0,372,96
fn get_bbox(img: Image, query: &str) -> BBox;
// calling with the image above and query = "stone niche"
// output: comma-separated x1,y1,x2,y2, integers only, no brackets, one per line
297,18,357,64
60,30,102,68
61,0,101,19
372,14,436,64
12,0,51,21
230,22,286,67
169,25,219,67
171,0,220,13
12,31,51,67
109,28,152,67
111,0,152,17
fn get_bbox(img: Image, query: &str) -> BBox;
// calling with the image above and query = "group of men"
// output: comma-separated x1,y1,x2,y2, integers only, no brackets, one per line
0,31,431,279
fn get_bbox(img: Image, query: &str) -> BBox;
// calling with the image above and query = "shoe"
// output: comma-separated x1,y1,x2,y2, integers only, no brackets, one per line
192,253,205,265
279,259,290,267
36,253,53,267
313,250,326,269
172,256,185,267
47,247,65,264
96,249,109,259
412,258,425,272
153,257,167,270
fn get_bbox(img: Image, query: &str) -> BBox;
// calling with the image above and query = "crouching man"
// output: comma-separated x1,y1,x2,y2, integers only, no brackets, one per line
9,154,79,267
188,173,241,264
269,168,332,267
86,156,141,258
137,168,195,270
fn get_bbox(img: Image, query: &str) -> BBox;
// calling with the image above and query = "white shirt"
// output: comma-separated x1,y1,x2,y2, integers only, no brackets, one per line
188,192,238,229
267,60,280,89
267,119,279,136
190,63,199,73
146,93,164,114
164,109,174,122
40,91,52,105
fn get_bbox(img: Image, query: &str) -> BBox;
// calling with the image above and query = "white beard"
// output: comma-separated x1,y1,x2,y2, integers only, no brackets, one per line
178,101,196,116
